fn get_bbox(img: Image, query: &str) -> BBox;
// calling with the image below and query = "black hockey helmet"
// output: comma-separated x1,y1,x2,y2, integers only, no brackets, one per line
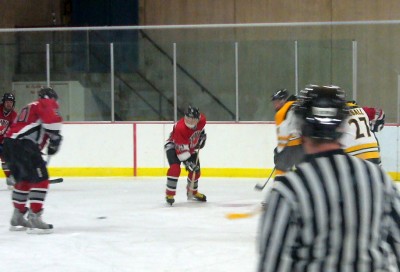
2,93,15,106
295,85,348,140
184,105,200,119
271,89,289,101
38,87,58,100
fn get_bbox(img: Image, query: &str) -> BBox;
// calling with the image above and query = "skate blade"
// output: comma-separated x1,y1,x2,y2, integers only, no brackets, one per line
187,197,207,202
9,225,27,231
26,228,54,234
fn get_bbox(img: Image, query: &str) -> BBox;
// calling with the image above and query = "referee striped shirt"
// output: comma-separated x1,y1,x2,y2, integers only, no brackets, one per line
257,149,400,272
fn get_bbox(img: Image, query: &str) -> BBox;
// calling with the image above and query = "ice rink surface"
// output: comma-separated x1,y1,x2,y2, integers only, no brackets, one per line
0,177,267,272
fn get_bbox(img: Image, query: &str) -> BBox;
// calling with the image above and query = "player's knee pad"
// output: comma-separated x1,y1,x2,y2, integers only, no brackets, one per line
167,163,181,178
166,149,180,165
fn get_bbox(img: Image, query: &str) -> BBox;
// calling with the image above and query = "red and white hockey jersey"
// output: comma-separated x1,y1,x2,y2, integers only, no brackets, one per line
167,114,206,161
363,106,385,132
6,99,62,145
0,104,17,144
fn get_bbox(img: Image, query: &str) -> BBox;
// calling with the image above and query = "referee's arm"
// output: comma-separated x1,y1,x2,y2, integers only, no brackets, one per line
257,183,297,272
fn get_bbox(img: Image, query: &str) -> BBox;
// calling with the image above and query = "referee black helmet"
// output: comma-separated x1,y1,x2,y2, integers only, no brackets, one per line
296,85,348,140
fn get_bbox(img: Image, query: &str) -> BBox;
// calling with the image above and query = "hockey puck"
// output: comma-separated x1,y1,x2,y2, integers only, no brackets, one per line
97,216,107,219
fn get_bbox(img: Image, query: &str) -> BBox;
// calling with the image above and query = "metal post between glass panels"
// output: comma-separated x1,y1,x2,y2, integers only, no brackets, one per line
294,40,298,95
110,43,115,122
352,40,358,101
235,42,239,122
86,31,90,73
397,74,400,178
397,74,400,123
173,43,177,123
46,44,50,87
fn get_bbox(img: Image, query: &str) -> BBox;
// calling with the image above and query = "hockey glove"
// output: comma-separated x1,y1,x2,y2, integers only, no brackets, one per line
273,147,278,165
197,131,207,149
47,134,63,155
184,160,200,172
371,112,385,133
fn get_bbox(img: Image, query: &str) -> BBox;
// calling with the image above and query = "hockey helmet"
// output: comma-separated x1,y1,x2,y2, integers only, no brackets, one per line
2,93,15,106
271,89,289,101
38,87,58,100
184,105,200,119
184,105,200,129
295,85,348,140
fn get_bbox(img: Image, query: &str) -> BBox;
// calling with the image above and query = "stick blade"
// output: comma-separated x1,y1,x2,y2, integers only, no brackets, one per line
50,178,64,184
225,212,255,220
254,184,264,191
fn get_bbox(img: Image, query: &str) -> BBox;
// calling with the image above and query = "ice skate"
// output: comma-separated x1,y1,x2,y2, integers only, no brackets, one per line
187,191,207,202
26,209,53,234
9,208,30,231
166,195,175,206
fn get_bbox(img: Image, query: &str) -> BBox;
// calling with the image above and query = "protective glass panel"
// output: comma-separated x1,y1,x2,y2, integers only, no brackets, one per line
0,22,399,122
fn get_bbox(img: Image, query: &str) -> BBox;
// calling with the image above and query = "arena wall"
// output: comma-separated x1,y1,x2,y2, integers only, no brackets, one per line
27,122,400,181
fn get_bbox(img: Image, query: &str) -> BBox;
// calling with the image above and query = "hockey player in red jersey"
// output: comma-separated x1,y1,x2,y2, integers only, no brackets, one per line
361,106,385,133
164,105,207,205
0,93,18,188
3,87,63,234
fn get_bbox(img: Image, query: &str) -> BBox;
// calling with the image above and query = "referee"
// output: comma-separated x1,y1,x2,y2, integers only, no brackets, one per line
257,85,400,271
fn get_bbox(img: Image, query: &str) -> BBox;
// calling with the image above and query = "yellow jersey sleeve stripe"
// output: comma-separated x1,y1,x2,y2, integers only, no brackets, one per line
344,143,379,153
352,152,381,160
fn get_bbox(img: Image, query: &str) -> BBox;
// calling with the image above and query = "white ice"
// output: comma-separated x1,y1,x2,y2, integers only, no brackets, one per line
0,177,267,272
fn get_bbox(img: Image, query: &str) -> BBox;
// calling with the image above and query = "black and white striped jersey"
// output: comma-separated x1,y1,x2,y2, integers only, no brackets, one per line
257,149,400,272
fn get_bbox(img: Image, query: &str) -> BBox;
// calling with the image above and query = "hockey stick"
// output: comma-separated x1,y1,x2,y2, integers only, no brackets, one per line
253,134,295,191
254,167,275,191
226,167,275,219
187,149,200,198
50,178,64,184
46,155,64,184
225,207,263,220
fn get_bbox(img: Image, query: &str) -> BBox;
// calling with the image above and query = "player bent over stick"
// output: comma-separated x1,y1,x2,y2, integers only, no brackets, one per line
164,105,207,206
3,87,63,234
